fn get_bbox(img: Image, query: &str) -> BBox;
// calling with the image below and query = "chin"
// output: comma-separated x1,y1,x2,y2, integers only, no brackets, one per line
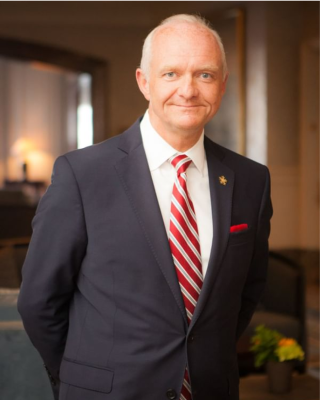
174,116,205,131
174,123,203,135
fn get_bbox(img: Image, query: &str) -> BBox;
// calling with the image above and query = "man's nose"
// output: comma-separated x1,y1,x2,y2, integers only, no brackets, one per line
177,76,198,99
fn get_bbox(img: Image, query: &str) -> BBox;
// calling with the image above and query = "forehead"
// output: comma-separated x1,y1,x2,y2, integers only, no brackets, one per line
152,23,219,59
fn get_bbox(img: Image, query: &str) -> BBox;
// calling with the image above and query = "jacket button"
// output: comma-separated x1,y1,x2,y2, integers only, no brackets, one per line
188,335,194,342
166,389,177,399
50,377,57,387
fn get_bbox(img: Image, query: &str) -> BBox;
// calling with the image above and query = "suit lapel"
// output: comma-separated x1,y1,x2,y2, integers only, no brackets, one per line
114,123,235,331
189,138,234,331
114,122,188,327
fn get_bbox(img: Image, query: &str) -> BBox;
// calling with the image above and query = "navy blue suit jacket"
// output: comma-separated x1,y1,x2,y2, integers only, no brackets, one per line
18,119,272,400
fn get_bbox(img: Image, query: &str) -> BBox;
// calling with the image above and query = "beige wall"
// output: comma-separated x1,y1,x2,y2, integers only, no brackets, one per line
266,2,301,249
266,2,319,250
0,2,227,137
299,40,319,249
0,58,76,185
0,22,148,137
299,2,319,250
301,1,320,41
245,2,268,165
267,3,301,168
0,58,5,186
0,0,265,141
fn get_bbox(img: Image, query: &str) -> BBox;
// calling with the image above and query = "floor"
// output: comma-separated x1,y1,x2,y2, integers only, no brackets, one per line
240,374,319,400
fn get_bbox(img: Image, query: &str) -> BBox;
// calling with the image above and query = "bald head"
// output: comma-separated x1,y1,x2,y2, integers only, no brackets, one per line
140,14,228,81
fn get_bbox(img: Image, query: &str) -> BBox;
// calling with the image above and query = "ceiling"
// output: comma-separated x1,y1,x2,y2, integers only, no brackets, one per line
0,2,242,28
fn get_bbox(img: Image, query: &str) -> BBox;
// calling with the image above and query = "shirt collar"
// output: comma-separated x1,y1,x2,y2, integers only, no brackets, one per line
140,110,206,176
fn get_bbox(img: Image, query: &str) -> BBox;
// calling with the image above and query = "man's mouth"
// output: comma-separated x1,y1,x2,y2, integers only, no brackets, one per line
173,105,202,108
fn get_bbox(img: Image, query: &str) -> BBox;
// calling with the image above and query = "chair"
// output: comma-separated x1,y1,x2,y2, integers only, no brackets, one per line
237,251,306,374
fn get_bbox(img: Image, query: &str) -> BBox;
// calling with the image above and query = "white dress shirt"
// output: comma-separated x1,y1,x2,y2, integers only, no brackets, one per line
140,111,213,278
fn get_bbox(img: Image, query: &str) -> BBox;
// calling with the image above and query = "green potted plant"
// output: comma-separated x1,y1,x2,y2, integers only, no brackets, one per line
250,324,305,393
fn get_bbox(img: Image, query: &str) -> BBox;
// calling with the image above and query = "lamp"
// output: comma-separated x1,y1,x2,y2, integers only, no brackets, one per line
10,138,35,181
25,150,53,184
7,138,53,202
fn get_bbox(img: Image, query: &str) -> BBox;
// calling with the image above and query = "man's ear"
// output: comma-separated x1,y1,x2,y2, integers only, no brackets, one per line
221,72,229,96
136,68,150,101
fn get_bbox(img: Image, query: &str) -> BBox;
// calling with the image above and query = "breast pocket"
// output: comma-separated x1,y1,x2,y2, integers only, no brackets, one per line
228,227,254,247
221,228,255,292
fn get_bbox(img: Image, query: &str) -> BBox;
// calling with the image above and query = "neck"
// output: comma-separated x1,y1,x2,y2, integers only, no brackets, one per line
159,131,202,152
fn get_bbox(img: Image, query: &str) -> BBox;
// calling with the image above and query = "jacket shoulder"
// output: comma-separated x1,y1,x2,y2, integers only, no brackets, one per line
205,136,269,178
62,118,142,168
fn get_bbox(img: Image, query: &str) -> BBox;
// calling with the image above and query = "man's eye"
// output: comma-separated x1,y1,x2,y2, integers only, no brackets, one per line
165,72,175,78
201,73,211,79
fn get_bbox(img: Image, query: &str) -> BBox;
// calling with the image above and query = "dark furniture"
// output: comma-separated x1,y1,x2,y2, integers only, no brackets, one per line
0,238,30,288
0,189,37,240
237,251,306,374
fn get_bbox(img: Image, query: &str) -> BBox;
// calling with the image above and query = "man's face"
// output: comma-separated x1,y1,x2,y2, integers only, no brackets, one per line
137,24,228,141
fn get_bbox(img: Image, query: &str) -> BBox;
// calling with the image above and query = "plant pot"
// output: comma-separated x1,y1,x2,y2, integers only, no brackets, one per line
266,360,294,394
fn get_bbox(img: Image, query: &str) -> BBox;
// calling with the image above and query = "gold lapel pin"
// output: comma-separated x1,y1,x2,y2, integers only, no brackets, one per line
219,175,227,186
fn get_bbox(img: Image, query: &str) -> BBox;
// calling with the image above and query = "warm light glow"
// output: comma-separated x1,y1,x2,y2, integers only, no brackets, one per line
10,138,36,158
25,150,54,184
7,157,25,181
30,62,67,74
8,140,53,183
0,160,5,187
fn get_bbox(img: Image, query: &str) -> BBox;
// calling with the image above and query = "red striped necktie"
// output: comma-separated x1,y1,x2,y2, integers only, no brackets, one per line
169,154,203,400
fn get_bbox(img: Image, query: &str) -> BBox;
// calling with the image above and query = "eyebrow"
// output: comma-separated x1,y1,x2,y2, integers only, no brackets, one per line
199,65,220,72
159,66,178,73
159,65,220,73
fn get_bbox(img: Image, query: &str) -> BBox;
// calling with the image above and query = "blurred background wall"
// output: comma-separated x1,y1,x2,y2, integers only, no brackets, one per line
0,1,318,252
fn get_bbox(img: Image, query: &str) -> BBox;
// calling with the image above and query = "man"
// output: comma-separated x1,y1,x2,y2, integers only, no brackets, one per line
18,14,272,400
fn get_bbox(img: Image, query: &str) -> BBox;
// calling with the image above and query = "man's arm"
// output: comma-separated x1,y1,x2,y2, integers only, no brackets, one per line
18,155,87,391
236,167,273,340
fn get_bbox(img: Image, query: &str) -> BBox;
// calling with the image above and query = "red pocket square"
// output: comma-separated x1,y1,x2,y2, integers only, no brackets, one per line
230,224,248,233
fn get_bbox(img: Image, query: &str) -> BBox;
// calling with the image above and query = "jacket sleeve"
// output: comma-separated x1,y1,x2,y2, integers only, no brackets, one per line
17,155,87,392
236,167,273,340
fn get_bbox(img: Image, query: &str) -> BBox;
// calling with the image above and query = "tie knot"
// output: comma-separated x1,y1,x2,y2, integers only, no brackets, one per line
170,154,192,175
